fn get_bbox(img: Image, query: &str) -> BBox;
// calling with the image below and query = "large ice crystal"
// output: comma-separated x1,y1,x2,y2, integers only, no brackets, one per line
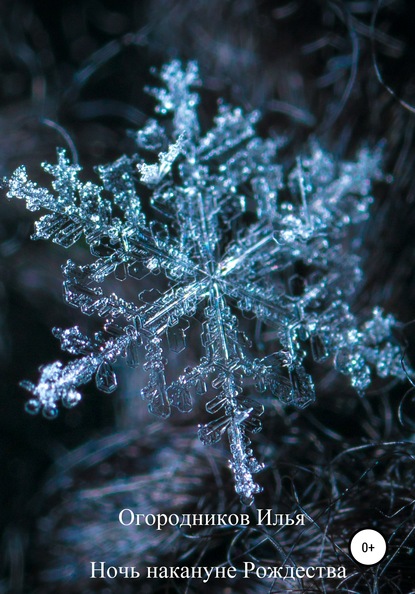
6,61,408,503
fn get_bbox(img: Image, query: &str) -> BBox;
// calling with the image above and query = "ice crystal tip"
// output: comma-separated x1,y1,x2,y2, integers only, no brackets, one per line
6,61,411,503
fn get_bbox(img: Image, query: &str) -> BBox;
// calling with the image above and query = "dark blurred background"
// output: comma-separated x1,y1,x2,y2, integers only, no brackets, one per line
1,1,415,592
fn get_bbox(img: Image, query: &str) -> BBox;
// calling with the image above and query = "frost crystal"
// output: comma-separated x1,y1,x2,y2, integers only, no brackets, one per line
7,61,408,504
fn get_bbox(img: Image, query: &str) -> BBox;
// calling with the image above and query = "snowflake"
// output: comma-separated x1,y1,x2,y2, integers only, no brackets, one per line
6,61,408,504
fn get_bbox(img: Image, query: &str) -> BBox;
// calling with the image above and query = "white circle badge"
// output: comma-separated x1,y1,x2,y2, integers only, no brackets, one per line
349,528,387,566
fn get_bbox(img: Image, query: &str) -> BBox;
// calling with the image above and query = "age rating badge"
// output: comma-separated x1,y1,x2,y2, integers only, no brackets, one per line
349,528,387,566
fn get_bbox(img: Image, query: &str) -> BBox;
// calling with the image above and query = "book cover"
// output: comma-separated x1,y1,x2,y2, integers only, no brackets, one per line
1,1,414,592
